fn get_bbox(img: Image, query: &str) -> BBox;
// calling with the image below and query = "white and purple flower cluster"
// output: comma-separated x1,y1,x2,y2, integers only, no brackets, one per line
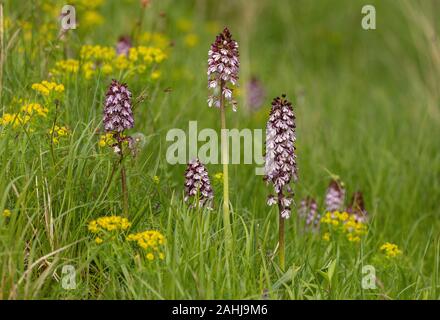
264,95,297,219
207,27,240,111
184,158,214,208
116,36,132,56
325,179,345,212
103,79,134,133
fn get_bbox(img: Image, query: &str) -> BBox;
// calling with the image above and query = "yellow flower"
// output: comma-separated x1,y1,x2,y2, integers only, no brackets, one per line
320,210,367,244
380,242,402,258
114,55,129,70
184,33,199,48
151,70,161,80
95,237,103,244
0,113,31,128
32,80,65,97
146,253,154,261
152,176,160,184
2,209,11,218
337,211,349,221
49,125,69,144
80,45,115,62
21,103,49,117
347,234,361,243
0,113,17,126
127,230,166,261
51,59,80,75
214,172,223,182
98,133,129,148
82,62,95,79
102,63,113,75
323,232,330,241
88,215,132,234
331,219,339,227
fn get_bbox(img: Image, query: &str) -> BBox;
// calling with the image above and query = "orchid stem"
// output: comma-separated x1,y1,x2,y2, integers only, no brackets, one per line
118,139,129,217
220,80,232,250
278,199,285,271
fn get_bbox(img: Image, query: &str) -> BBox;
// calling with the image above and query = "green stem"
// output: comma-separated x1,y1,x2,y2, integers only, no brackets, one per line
220,80,232,248
118,139,129,217
49,100,60,166
278,199,285,270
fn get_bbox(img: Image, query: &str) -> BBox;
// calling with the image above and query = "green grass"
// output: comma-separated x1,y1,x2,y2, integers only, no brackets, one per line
0,0,439,299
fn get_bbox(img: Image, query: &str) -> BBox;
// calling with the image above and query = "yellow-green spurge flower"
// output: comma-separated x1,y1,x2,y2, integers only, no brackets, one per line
380,242,402,258
320,211,367,243
88,215,166,261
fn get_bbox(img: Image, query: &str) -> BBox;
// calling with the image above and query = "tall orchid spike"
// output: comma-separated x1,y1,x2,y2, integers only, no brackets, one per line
207,27,240,111
264,94,297,219
103,79,134,217
264,94,297,271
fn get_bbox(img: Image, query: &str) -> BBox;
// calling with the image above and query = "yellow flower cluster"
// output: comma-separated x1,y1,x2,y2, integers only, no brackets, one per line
320,211,367,243
88,215,132,244
49,125,69,144
51,45,167,80
2,209,11,218
1,113,29,128
152,176,160,184
98,133,130,148
151,70,161,80
21,103,49,117
380,242,402,258
127,230,166,261
214,172,223,181
88,215,131,233
80,45,116,62
1,103,48,129
32,81,65,97
98,133,116,147
213,172,224,187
